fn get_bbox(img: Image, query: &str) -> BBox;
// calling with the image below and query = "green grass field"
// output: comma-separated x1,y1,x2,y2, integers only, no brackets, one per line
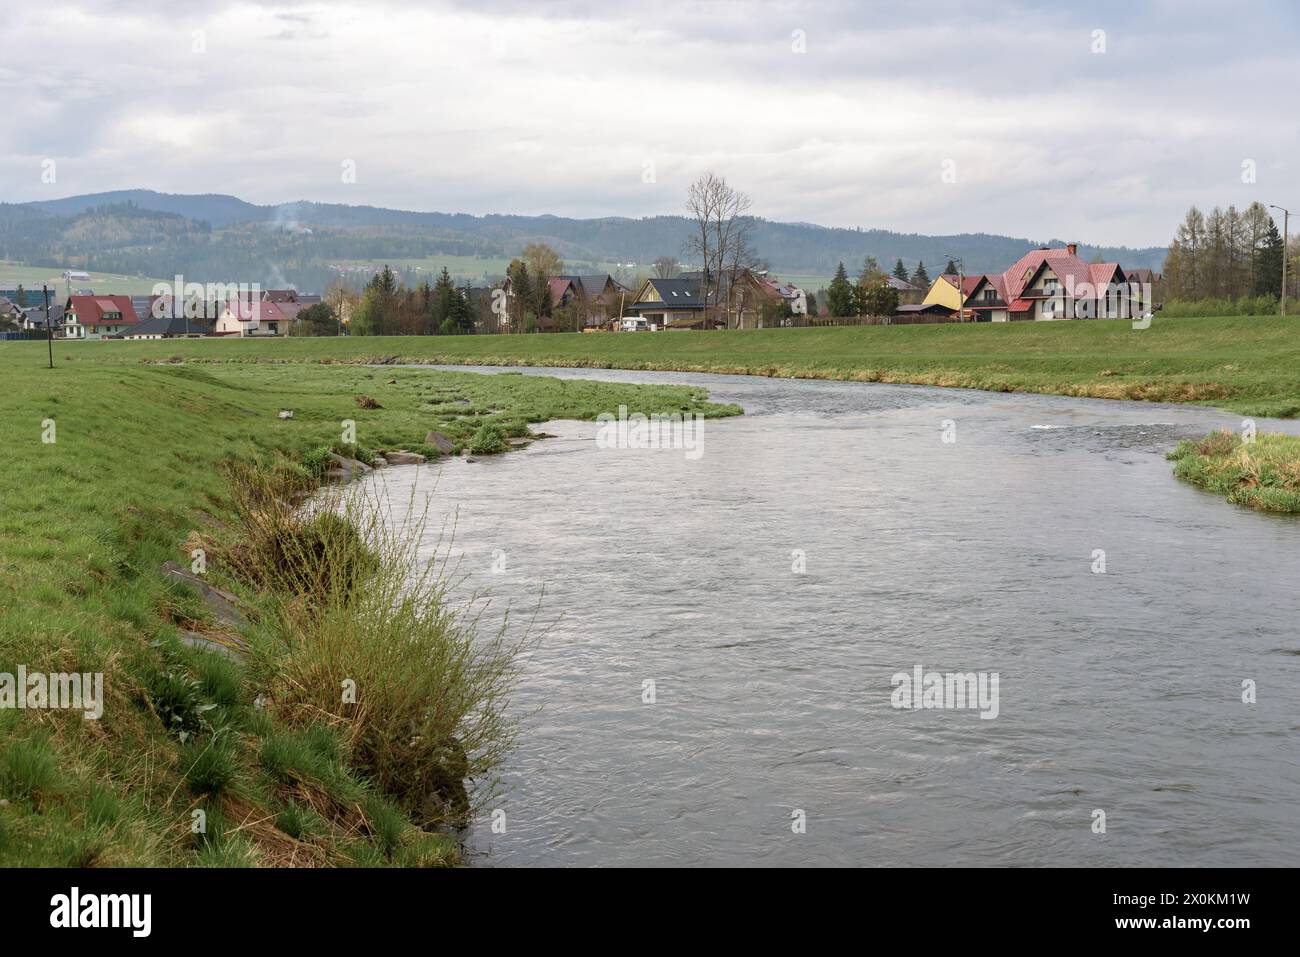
0,347,736,866
20,313,1298,417
0,261,167,297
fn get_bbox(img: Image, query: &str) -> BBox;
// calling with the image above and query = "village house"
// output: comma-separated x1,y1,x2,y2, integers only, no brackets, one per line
919,245,1153,323
213,298,290,336
625,277,711,329
60,295,140,339
965,245,1142,321
554,274,630,328
118,313,215,339
920,274,980,316
729,269,805,328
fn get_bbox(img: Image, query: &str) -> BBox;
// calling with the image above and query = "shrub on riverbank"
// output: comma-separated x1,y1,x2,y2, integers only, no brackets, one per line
1168,431,1300,513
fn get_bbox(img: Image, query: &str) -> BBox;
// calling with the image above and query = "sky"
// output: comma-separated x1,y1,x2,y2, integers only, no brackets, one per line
1,0,1297,247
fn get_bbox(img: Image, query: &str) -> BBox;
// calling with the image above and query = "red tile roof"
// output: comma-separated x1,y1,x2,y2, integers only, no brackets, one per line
547,278,576,304
226,299,288,324
66,295,139,325
999,248,1124,301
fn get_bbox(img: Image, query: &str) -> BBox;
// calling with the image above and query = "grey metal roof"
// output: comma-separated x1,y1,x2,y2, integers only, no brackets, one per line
119,314,215,337
636,277,705,308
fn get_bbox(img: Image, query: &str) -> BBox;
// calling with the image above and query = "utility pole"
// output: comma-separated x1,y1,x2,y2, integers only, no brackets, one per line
43,284,53,369
1270,205,1290,317
945,254,965,320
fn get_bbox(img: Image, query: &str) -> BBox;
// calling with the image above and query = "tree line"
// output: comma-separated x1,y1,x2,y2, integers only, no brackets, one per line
1162,201,1293,307
348,265,476,336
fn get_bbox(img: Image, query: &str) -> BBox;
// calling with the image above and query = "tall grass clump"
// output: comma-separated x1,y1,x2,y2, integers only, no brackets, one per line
222,467,529,827
1168,429,1300,513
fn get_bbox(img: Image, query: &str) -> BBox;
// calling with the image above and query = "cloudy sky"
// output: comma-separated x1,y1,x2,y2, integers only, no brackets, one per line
2,0,1296,246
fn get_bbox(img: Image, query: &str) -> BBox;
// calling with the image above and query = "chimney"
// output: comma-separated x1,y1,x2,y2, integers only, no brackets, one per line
1067,242,1078,256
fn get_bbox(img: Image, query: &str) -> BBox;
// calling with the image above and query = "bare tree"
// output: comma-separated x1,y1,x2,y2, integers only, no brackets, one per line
652,256,679,279
686,172,752,328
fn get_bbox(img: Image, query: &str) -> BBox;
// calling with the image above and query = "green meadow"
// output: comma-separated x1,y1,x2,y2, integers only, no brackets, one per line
0,345,736,866
0,261,166,297
31,313,1300,418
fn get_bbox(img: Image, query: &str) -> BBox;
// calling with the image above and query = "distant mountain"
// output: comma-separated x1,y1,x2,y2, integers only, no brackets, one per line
25,190,264,229
6,189,1168,291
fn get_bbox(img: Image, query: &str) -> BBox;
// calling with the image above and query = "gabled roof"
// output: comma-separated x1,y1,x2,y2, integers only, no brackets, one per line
633,277,705,308
1003,248,1110,300
224,299,288,323
885,275,918,291
546,277,577,304
557,274,622,299
64,295,139,325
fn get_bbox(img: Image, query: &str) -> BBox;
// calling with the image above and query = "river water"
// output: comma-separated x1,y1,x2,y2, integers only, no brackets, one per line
359,366,1300,867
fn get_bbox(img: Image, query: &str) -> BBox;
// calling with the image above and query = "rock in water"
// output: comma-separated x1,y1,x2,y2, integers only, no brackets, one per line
424,431,456,454
383,450,426,465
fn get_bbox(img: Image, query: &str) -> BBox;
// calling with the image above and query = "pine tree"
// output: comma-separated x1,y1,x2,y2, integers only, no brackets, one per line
944,259,958,276
1254,219,1284,299
356,265,401,335
911,261,930,287
505,260,531,332
450,284,473,333
892,259,908,280
826,262,856,317
431,267,458,332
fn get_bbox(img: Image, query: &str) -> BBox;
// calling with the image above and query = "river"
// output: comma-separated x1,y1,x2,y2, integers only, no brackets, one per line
359,366,1300,867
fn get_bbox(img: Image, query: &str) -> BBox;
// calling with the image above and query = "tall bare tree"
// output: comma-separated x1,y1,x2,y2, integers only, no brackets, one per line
686,172,752,329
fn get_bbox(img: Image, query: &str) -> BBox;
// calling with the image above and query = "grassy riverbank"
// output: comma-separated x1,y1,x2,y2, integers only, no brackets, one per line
8,313,1297,417
0,350,737,866
1168,431,1300,513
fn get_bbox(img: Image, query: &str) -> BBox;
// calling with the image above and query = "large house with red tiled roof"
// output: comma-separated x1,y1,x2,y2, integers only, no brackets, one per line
961,244,1151,322
60,295,140,339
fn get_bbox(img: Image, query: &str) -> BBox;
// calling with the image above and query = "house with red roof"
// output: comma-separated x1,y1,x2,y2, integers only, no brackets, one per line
730,268,807,328
960,244,1146,322
60,295,140,339
213,298,291,336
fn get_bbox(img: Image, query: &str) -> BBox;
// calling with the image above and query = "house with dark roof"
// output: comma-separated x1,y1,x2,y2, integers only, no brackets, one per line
117,314,215,339
554,274,630,328
17,306,57,331
625,277,713,329
61,295,140,339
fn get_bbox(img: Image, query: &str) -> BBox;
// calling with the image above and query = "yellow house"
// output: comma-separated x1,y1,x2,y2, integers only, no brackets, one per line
921,274,964,311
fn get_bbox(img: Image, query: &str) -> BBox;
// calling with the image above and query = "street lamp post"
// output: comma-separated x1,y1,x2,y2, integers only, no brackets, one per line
1269,205,1290,317
43,284,53,369
945,254,965,320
